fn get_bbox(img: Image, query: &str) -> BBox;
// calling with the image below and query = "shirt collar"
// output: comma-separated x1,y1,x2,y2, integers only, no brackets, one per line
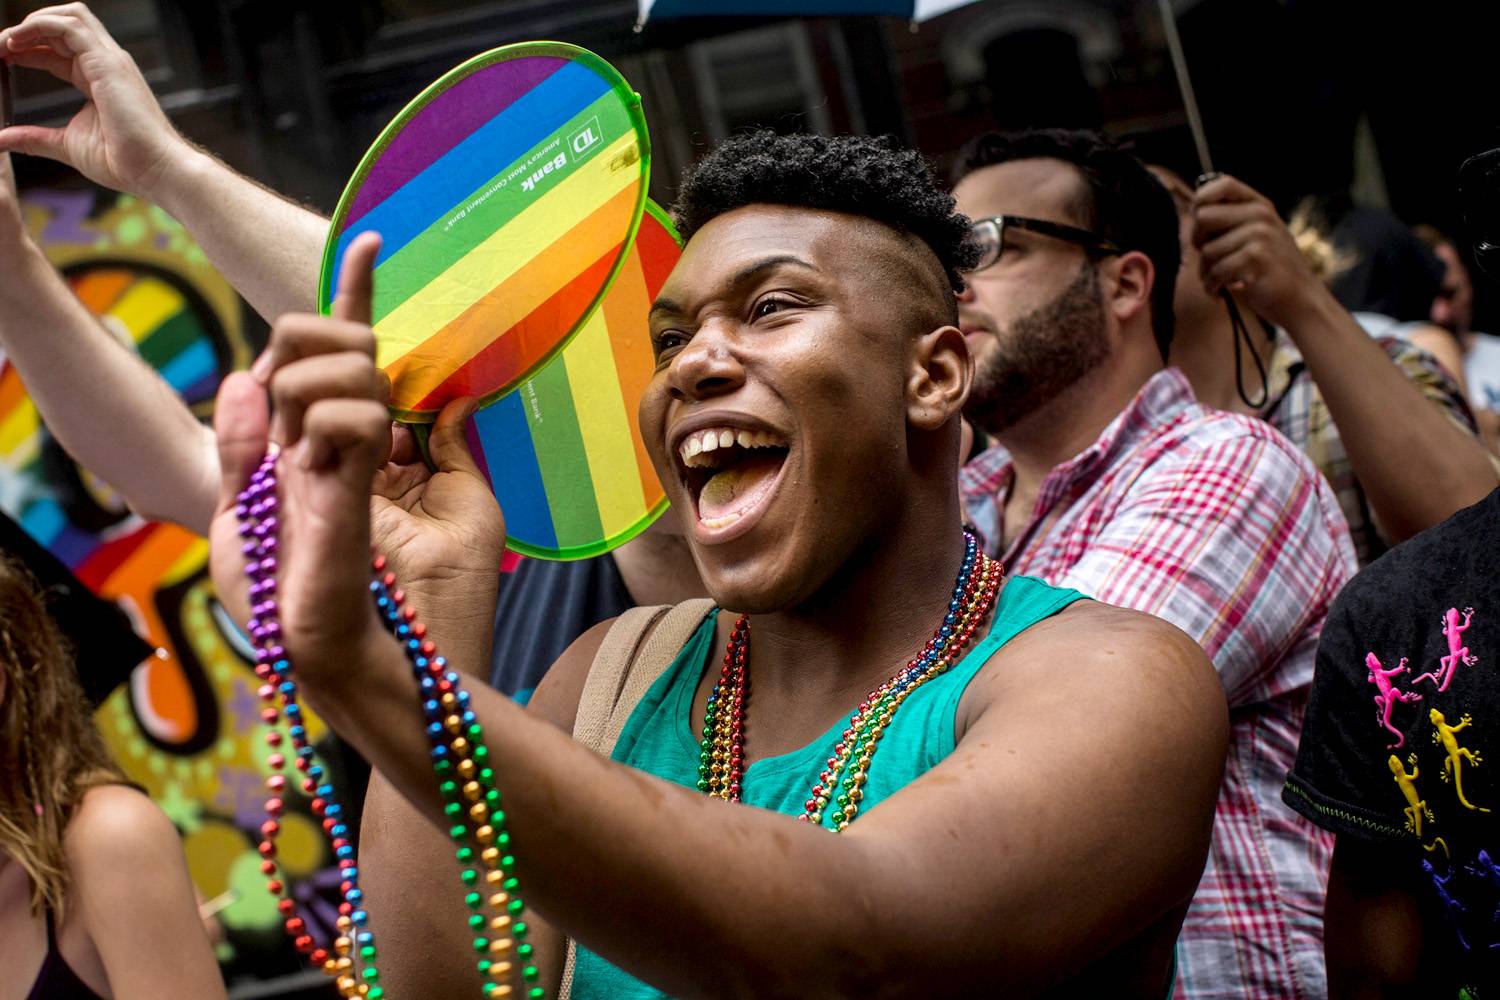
1258,331,1304,417
961,367,1202,500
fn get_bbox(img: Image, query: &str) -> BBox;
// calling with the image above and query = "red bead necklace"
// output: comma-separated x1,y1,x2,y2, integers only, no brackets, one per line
695,531,1002,828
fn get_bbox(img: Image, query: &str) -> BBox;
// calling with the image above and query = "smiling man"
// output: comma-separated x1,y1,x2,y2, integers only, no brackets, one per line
951,129,1358,999
197,131,1230,999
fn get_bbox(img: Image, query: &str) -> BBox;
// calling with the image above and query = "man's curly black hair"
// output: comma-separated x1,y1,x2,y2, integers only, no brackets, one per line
672,131,980,295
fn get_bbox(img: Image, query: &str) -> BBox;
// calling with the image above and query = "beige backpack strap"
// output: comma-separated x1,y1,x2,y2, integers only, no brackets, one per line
602,597,716,748
571,604,672,755
559,597,718,998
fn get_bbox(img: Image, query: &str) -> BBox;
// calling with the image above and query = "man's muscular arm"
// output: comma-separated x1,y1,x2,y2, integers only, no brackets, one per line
356,617,607,998
306,599,1227,997
0,4,326,320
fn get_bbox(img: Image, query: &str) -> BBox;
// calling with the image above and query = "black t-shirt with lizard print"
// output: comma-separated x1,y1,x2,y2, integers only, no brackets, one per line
1286,487,1500,996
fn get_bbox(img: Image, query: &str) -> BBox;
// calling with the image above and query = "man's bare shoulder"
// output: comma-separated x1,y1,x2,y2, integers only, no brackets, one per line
961,599,1227,743
527,616,619,732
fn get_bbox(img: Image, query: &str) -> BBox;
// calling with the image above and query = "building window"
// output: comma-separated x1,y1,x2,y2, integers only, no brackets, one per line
689,23,831,140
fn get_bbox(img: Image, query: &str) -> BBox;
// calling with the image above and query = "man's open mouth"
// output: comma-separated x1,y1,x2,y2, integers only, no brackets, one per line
675,425,790,535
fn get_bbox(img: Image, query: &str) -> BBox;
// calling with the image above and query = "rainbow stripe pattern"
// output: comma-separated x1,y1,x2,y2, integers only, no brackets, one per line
321,43,651,422
73,266,225,408
422,201,681,560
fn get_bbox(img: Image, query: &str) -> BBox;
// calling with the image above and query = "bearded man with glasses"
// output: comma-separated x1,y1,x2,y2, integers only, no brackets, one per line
952,128,1357,1000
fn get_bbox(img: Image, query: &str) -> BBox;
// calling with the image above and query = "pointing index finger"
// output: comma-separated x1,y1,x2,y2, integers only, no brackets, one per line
333,231,381,326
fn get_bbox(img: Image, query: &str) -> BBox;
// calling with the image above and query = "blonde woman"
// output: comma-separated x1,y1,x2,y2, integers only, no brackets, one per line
0,557,224,999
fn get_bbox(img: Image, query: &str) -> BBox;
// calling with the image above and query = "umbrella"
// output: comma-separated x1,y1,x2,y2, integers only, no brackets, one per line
637,0,980,26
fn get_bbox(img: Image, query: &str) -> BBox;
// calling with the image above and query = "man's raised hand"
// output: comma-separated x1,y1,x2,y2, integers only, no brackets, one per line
208,232,396,681
210,231,505,682
1191,173,1324,329
0,3,192,200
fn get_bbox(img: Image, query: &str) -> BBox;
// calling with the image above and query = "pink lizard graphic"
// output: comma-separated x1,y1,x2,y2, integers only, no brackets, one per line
1414,608,1478,692
1368,653,1422,748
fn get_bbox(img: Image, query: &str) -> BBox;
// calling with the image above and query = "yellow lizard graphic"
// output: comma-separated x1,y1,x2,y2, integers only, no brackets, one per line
1388,754,1448,855
1431,709,1492,813
1390,754,1434,835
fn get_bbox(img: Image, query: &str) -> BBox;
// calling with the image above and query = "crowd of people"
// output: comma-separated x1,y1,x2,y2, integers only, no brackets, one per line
2,4,1499,999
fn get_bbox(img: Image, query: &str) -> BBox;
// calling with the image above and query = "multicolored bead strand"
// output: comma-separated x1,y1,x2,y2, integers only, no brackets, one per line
237,449,381,999
695,531,1003,832
809,548,1001,830
369,560,545,999
697,616,748,801
237,449,544,999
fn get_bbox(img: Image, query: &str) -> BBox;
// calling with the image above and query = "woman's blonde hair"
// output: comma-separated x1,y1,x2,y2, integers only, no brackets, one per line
0,555,129,920
1288,198,1356,285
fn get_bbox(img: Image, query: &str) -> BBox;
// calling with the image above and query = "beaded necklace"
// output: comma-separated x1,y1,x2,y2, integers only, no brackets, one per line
237,449,545,999
697,531,1002,831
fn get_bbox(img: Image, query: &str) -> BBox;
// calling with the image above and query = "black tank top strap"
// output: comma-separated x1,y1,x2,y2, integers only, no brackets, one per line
26,908,107,1000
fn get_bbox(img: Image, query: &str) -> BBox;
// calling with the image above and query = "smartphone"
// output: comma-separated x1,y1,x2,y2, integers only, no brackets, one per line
0,61,11,130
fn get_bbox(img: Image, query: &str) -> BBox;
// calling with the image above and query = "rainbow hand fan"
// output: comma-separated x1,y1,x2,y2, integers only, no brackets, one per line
417,201,682,560
320,42,651,421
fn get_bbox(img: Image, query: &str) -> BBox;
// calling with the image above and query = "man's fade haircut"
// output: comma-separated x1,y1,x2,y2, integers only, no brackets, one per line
672,131,979,316
952,128,1180,361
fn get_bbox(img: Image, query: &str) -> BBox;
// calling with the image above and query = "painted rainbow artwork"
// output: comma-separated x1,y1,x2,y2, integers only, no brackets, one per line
422,201,681,560
321,43,651,422
0,263,234,745
0,265,227,565
73,265,227,408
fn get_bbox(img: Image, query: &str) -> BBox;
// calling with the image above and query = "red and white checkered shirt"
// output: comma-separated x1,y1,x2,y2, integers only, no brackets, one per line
961,369,1357,1000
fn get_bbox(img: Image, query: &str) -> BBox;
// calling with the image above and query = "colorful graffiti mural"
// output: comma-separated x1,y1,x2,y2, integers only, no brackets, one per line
2,189,342,975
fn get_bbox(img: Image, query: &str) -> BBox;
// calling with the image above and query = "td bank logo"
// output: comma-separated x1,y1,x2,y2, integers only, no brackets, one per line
568,117,603,160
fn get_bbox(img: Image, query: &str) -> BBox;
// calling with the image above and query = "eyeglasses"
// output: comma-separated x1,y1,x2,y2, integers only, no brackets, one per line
968,215,1124,272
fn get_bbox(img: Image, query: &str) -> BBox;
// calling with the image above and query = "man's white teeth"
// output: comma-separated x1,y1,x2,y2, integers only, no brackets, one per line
700,511,743,530
678,426,788,468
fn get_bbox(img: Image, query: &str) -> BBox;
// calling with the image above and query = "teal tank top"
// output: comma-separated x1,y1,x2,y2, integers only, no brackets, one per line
572,575,1087,999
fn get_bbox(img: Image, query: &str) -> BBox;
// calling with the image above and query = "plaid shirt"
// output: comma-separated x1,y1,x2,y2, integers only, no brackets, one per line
961,368,1357,1000
1261,332,1484,566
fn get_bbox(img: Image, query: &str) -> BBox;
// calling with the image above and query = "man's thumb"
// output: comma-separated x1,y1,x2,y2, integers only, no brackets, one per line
427,397,484,478
214,372,271,513
0,125,67,163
